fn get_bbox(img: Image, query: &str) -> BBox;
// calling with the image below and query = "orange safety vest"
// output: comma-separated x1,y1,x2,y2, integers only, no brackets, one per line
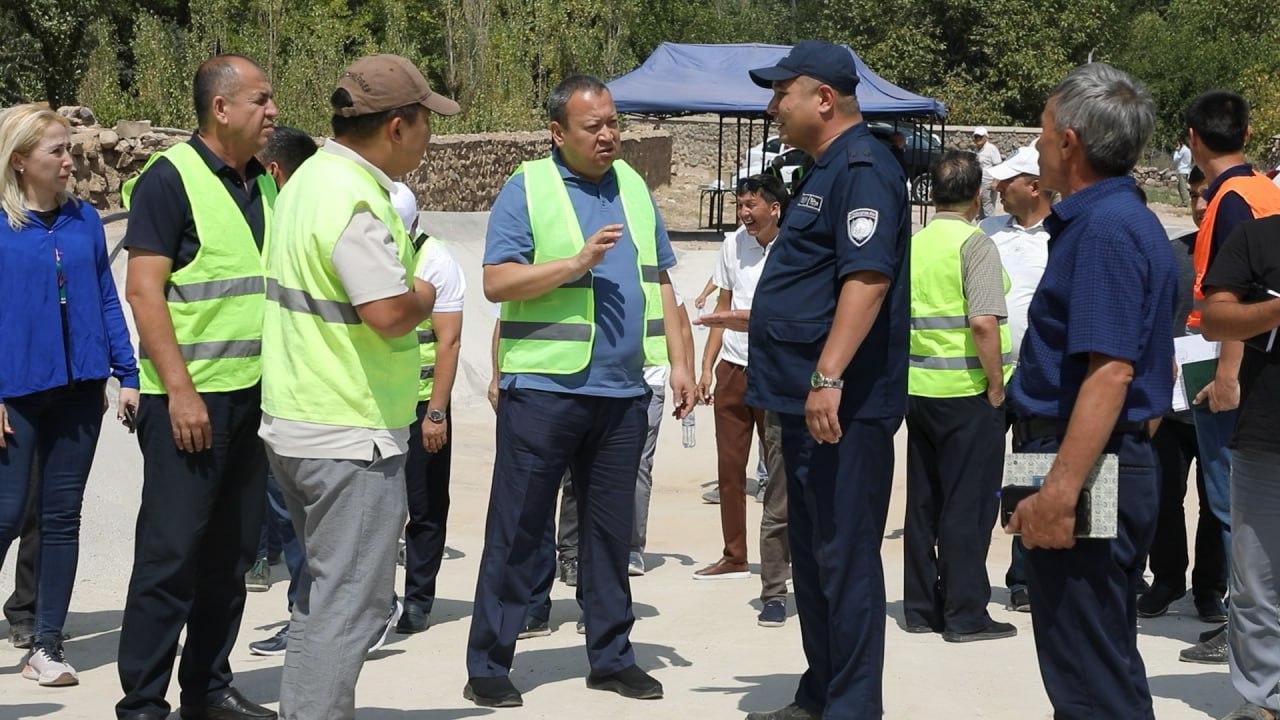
1188,172,1280,328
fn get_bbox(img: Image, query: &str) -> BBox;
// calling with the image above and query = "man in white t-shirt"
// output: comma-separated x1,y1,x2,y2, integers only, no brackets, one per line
692,173,791,628
1173,138,1193,204
978,144,1051,613
973,127,1003,220
389,183,468,634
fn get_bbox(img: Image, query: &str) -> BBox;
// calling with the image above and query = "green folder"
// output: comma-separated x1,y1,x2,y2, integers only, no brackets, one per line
1182,358,1219,409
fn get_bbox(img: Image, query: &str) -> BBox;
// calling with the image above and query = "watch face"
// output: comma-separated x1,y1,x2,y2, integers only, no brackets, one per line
428,410,446,422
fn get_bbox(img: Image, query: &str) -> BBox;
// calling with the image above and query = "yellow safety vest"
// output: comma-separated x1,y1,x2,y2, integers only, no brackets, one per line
497,156,667,374
909,217,1014,397
122,142,276,394
260,149,417,430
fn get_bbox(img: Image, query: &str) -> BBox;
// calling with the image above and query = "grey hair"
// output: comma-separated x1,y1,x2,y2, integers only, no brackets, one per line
547,74,610,125
1049,63,1155,177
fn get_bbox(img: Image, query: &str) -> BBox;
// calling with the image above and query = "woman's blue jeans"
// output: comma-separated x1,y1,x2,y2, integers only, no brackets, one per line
0,381,104,646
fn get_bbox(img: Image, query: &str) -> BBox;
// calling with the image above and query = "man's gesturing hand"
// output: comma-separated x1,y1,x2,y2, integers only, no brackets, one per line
573,224,623,273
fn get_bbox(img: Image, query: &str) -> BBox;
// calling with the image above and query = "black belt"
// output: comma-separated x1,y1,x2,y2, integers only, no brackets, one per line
1014,417,1149,444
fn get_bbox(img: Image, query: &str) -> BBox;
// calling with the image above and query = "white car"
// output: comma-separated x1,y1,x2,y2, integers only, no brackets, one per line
735,136,805,185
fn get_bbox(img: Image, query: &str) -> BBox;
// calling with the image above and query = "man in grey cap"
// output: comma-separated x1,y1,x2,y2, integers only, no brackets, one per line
260,53,458,720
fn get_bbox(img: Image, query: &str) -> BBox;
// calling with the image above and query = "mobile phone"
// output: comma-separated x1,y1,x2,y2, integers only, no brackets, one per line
123,404,137,433
1000,484,1093,535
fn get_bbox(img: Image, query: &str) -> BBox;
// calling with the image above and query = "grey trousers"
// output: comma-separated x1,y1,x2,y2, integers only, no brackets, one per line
559,387,665,557
1229,448,1280,711
979,183,997,220
267,447,408,720
759,411,791,601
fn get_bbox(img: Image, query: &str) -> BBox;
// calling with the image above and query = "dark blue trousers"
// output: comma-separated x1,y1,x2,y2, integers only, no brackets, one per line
466,388,647,678
1019,430,1158,719
0,381,104,646
779,413,900,719
264,469,304,610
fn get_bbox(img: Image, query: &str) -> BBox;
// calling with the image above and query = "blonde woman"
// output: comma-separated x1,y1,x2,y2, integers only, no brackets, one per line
0,104,139,686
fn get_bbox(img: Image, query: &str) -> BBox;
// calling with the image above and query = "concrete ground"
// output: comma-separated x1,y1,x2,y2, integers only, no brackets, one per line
0,208,1236,720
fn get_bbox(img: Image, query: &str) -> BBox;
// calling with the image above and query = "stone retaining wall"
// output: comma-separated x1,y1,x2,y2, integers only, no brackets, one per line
47,106,671,212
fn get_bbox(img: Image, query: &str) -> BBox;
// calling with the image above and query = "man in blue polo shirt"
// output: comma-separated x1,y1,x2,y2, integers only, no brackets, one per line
464,74,694,709
1004,64,1177,718
739,41,911,720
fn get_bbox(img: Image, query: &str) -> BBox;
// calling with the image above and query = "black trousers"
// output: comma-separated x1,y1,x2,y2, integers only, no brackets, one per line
3,459,40,630
904,393,1005,633
1147,418,1226,599
116,387,267,717
403,401,452,610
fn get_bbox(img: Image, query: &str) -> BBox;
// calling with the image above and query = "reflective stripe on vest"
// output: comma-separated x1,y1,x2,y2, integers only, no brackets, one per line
1187,172,1280,328
497,156,668,374
908,217,1014,398
122,142,276,394
261,148,418,430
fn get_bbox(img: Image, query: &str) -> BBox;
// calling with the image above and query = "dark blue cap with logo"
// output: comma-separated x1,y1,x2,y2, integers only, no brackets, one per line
748,40,860,96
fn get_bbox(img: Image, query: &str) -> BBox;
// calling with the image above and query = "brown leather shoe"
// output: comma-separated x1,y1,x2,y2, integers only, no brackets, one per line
692,559,751,581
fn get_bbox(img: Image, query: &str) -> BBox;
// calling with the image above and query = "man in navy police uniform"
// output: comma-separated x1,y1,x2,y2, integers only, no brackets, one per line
736,40,911,720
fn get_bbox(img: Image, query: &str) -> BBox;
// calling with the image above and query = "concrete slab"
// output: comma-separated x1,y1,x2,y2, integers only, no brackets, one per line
0,211,1230,719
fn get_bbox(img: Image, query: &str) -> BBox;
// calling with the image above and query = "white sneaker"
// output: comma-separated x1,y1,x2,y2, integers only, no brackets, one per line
368,596,403,654
21,644,79,686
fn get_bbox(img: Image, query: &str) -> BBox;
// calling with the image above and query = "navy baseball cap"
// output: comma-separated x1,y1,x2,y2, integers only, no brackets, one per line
749,40,860,96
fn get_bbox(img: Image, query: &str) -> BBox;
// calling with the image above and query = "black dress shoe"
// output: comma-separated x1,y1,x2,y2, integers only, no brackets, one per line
9,619,34,649
902,621,941,634
1195,595,1229,624
1006,588,1031,613
1180,626,1228,664
1137,583,1185,618
180,688,276,719
463,676,523,707
745,703,823,720
121,714,168,720
586,664,663,699
943,620,1018,643
396,600,430,633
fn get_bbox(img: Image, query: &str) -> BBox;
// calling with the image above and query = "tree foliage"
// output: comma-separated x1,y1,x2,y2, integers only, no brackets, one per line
9,0,1279,158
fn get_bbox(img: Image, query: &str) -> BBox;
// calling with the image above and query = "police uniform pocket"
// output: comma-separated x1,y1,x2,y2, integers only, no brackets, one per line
767,319,830,344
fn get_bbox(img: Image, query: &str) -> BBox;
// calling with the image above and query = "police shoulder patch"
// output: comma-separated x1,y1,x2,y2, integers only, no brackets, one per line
847,208,879,247
796,193,823,212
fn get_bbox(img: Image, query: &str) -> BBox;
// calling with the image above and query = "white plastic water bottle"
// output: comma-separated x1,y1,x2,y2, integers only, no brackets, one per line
682,412,696,448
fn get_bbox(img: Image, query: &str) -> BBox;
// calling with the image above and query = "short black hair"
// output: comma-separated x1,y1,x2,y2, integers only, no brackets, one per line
1188,165,1205,185
193,54,259,129
259,126,318,178
547,74,610,125
329,88,424,140
736,173,790,214
931,149,982,207
1186,90,1250,153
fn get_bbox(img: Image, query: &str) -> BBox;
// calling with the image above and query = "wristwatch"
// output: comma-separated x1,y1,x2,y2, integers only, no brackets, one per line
810,371,845,390
427,409,447,424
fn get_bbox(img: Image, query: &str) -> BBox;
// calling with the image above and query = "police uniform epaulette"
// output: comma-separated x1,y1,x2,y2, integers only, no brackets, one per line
847,138,875,166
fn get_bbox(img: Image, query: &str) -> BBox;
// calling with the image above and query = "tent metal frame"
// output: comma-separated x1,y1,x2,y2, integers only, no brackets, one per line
628,110,945,229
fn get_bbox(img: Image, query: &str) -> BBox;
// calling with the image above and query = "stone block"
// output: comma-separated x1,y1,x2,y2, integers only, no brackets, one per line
115,120,152,139
99,130,119,150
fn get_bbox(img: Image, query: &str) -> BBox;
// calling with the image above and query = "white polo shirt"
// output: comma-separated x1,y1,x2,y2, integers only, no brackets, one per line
979,213,1049,362
713,226,771,367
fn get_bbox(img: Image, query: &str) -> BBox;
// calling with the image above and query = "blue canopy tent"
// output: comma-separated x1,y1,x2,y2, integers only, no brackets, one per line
608,42,947,226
